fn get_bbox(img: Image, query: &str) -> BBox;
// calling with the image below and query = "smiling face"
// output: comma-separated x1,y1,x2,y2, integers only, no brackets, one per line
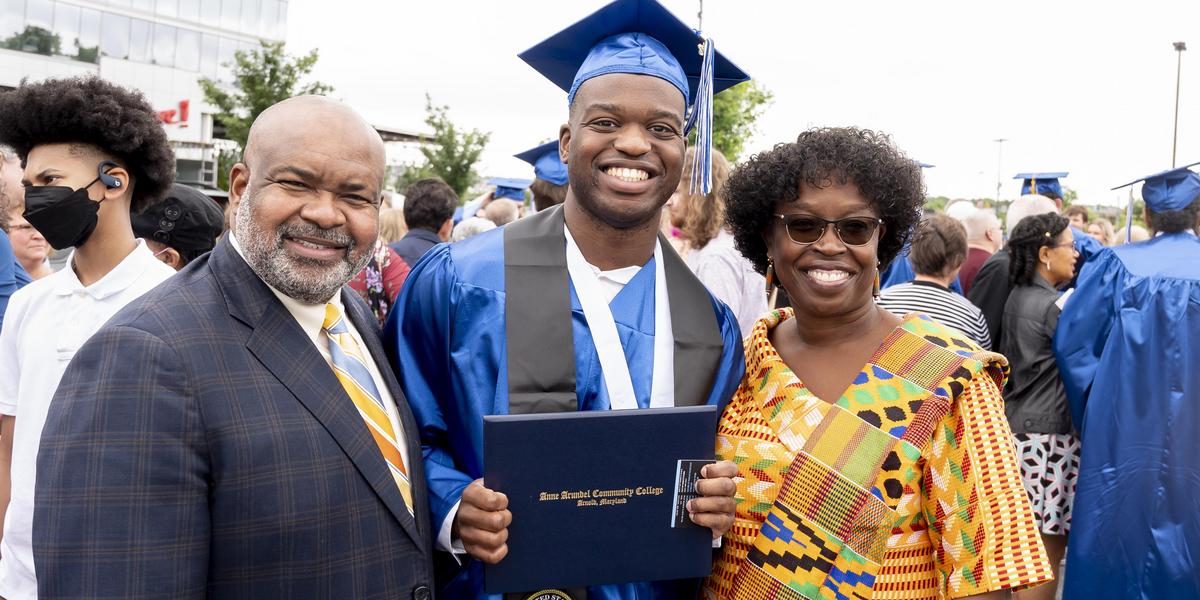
560,72,686,230
231,97,384,305
767,182,883,319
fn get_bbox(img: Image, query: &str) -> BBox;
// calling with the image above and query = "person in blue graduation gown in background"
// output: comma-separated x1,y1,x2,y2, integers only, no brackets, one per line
1054,162,1200,599
384,1,748,598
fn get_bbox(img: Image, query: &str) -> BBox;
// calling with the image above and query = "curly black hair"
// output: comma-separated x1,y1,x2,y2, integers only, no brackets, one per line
0,76,175,212
1007,212,1069,286
724,127,925,274
1147,197,1200,234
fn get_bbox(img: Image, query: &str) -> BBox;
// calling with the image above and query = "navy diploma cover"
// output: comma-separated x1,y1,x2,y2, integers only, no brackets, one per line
483,406,718,593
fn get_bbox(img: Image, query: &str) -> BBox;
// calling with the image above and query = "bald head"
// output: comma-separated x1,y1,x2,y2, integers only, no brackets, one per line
484,199,519,227
228,95,387,305
1006,194,1058,237
244,95,384,182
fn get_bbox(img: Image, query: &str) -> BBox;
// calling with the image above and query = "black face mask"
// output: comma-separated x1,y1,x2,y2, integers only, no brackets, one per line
23,176,103,250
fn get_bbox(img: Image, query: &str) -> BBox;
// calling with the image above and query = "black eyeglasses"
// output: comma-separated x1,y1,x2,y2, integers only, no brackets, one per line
774,214,883,246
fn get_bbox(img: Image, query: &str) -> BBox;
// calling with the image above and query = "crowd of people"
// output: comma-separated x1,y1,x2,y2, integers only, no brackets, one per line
0,0,1196,599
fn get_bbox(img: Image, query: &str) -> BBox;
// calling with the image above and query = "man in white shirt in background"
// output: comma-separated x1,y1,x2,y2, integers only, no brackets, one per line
0,75,177,600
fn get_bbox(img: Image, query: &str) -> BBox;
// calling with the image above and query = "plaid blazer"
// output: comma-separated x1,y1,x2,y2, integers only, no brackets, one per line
34,237,435,600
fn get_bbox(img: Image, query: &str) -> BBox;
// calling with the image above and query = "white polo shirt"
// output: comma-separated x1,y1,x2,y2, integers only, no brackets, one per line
0,240,174,600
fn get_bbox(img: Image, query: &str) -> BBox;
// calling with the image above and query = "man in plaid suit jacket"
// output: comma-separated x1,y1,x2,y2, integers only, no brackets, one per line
32,96,435,599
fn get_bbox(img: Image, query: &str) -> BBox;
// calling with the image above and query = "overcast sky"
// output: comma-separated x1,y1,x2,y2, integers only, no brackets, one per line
287,0,1200,207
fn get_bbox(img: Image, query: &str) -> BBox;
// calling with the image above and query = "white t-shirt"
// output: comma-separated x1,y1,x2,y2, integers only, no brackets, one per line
685,229,769,337
0,241,174,600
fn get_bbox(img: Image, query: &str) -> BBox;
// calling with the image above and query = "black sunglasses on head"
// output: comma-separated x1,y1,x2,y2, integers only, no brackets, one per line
774,214,883,246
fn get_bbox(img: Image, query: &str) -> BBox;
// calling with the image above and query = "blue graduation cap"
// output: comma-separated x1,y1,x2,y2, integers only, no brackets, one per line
514,141,568,186
1111,161,1200,243
1014,172,1069,197
518,0,750,195
488,177,533,202
1111,161,1200,212
918,162,935,169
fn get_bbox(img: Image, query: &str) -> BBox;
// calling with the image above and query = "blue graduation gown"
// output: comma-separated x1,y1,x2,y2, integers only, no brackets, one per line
384,227,746,600
1053,233,1200,599
0,230,30,331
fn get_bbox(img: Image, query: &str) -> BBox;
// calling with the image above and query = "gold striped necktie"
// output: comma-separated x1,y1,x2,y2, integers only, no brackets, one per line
322,303,414,516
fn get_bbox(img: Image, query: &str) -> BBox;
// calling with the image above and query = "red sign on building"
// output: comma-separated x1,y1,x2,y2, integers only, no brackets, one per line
157,100,190,128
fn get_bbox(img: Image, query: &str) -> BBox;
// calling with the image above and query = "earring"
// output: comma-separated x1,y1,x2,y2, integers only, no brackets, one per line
764,258,775,294
873,262,882,297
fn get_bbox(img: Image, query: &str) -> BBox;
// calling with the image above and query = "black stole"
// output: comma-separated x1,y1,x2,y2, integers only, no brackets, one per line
500,205,725,600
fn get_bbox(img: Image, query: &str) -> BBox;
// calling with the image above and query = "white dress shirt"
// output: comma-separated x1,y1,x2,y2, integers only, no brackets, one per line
0,241,175,600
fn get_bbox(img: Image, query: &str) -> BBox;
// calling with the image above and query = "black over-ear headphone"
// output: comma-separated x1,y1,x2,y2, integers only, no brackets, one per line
97,160,122,189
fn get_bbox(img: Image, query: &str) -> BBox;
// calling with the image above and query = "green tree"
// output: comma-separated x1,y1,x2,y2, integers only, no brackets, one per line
413,94,490,198
1062,187,1078,207
214,148,241,193
924,196,951,213
2,26,61,56
691,81,772,161
199,40,333,150
391,163,433,195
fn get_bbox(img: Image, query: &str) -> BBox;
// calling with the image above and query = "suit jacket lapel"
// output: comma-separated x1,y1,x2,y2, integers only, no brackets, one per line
341,289,429,550
211,239,421,544
658,234,725,406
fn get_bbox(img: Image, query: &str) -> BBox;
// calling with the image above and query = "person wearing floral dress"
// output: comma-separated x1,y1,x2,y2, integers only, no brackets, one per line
349,239,410,326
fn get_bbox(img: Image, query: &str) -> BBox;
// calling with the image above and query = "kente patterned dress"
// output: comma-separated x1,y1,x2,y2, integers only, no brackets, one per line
706,309,1053,600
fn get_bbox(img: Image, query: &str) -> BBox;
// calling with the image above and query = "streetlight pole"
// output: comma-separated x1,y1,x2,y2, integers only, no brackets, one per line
994,138,1007,204
1173,42,1186,167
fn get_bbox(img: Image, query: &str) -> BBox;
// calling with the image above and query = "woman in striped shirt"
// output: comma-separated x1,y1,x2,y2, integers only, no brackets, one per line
878,214,992,348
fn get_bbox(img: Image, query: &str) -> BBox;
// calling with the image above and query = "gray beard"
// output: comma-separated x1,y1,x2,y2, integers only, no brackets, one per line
233,192,372,305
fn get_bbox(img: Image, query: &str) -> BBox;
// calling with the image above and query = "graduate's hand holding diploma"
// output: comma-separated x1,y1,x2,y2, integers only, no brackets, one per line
688,460,738,539
454,479,512,564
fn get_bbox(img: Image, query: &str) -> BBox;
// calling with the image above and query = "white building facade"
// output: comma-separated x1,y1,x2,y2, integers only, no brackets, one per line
0,0,288,191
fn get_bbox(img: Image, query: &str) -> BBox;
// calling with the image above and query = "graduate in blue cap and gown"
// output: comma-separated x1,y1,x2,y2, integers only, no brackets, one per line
384,0,749,598
516,141,570,211
1053,162,1200,599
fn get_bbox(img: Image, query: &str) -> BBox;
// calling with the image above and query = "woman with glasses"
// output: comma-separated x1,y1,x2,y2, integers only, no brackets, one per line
705,127,1052,600
1000,213,1080,600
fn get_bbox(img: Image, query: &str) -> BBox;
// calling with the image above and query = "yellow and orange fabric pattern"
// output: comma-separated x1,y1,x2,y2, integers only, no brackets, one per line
706,309,1052,600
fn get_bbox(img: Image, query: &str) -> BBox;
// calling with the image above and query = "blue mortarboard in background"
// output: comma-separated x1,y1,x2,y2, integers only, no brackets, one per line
917,162,935,169
514,141,568,186
518,0,750,195
1014,172,1069,198
1111,161,1200,243
488,177,534,202
1112,161,1200,212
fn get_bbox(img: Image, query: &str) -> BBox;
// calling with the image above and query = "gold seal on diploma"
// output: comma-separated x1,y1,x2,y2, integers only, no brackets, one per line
524,590,573,600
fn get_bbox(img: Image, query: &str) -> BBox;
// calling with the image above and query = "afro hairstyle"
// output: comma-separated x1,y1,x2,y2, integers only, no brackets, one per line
724,127,926,275
0,76,175,212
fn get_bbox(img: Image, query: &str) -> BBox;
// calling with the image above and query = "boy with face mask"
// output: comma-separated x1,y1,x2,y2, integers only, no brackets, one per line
0,76,176,600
